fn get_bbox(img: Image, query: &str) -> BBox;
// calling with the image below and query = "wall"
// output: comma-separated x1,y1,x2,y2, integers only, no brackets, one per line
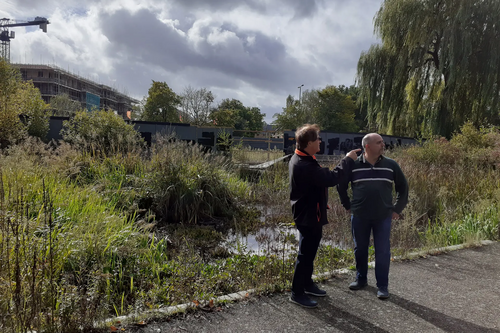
233,137,284,151
48,118,416,154
48,117,233,151
283,130,417,155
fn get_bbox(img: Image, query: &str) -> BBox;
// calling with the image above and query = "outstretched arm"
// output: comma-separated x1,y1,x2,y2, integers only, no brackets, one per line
309,150,359,188
335,150,358,210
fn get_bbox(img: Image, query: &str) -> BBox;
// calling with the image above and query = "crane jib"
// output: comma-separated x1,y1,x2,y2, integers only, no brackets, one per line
0,17,50,62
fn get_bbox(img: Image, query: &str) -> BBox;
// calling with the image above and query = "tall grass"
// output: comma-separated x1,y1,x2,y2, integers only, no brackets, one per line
148,139,250,224
0,137,297,332
390,124,500,250
0,180,61,332
231,147,284,165
1,123,499,332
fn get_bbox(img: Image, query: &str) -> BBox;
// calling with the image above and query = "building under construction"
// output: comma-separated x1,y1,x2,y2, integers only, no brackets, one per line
12,63,139,118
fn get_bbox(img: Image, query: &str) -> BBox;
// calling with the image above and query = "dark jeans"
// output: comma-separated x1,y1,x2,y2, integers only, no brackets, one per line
291,224,323,295
351,214,392,288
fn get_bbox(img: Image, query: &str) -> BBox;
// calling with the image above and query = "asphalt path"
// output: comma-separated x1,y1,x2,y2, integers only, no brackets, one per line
127,242,500,333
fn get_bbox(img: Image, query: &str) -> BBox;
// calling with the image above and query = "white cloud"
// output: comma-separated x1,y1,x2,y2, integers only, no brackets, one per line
2,0,383,122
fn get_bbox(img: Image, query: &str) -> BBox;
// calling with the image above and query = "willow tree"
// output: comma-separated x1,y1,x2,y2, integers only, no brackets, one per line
357,0,500,137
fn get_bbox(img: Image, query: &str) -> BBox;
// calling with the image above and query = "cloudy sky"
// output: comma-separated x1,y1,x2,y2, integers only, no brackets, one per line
1,0,382,123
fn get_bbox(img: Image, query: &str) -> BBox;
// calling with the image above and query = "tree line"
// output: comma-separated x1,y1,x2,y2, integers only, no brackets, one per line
273,0,500,138
136,81,265,137
3,0,499,143
143,0,500,139
272,85,368,133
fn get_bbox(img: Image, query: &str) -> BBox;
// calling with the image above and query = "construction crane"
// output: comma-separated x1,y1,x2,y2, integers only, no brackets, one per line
0,17,49,62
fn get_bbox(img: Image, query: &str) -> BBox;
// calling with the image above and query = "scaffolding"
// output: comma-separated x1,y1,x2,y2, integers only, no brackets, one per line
13,63,139,117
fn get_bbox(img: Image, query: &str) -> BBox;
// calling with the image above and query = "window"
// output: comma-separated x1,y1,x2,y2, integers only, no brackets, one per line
38,71,43,78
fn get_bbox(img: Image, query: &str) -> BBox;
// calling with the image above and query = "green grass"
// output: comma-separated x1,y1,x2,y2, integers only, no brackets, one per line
231,147,284,165
1,123,500,332
0,138,295,332
422,206,500,248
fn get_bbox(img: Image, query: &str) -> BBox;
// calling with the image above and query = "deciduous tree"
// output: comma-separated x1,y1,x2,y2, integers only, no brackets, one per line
180,86,215,126
338,85,369,131
142,81,181,122
316,85,358,133
273,87,358,132
0,59,49,147
273,91,320,131
210,108,236,128
211,98,265,136
50,93,82,116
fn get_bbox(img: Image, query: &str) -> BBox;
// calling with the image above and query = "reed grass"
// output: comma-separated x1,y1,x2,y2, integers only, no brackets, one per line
231,147,284,165
1,123,499,332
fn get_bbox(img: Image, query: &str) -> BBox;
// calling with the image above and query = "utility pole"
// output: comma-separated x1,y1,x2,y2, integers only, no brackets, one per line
298,84,304,103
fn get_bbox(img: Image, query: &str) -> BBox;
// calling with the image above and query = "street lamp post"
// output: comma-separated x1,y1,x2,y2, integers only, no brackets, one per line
298,84,304,103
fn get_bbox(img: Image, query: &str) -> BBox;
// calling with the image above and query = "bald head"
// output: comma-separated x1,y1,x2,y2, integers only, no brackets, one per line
362,133,385,158
362,133,382,148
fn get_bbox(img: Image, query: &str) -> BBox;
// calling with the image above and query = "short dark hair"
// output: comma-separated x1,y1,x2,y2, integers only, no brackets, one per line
295,124,320,150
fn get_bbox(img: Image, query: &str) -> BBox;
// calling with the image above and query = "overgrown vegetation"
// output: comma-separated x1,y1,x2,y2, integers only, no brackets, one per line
0,137,291,333
0,59,49,147
61,109,144,155
1,117,499,332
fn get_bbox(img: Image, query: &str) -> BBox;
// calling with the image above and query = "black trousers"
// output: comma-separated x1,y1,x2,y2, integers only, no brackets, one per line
291,224,323,295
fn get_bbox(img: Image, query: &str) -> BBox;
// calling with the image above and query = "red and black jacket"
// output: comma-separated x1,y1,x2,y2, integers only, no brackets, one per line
289,149,354,227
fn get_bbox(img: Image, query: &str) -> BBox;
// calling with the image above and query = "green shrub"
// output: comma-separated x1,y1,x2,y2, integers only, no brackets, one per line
423,205,499,248
0,59,49,147
61,109,144,155
450,121,497,150
147,139,250,224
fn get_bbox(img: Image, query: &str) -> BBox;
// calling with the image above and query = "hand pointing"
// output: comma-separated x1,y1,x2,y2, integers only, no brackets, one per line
346,149,362,160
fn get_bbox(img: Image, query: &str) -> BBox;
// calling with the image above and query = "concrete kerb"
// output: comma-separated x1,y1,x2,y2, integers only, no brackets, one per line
108,289,256,326
393,239,495,260
105,240,496,327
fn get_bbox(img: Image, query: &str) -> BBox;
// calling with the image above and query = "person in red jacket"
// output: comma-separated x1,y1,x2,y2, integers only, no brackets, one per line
289,124,360,308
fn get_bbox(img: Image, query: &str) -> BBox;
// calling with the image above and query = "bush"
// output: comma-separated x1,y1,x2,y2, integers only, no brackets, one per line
20,82,50,140
61,109,144,155
450,121,497,150
449,122,500,167
147,137,250,224
0,60,49,147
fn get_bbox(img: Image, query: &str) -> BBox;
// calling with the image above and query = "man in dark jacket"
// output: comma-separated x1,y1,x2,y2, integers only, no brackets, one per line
337,133,408,299
289,124,360,308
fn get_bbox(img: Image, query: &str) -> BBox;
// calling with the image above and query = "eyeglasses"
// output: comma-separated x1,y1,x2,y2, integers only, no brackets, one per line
317,137,322,141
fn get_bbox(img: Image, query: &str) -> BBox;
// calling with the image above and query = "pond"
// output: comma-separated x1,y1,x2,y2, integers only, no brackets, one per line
227,226,350,255
155,204,352,260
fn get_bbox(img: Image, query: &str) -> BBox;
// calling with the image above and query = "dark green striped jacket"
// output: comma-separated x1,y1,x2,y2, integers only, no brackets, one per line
337,154,408,220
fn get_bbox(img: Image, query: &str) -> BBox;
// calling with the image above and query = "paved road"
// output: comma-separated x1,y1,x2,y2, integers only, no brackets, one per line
128,242,500,333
